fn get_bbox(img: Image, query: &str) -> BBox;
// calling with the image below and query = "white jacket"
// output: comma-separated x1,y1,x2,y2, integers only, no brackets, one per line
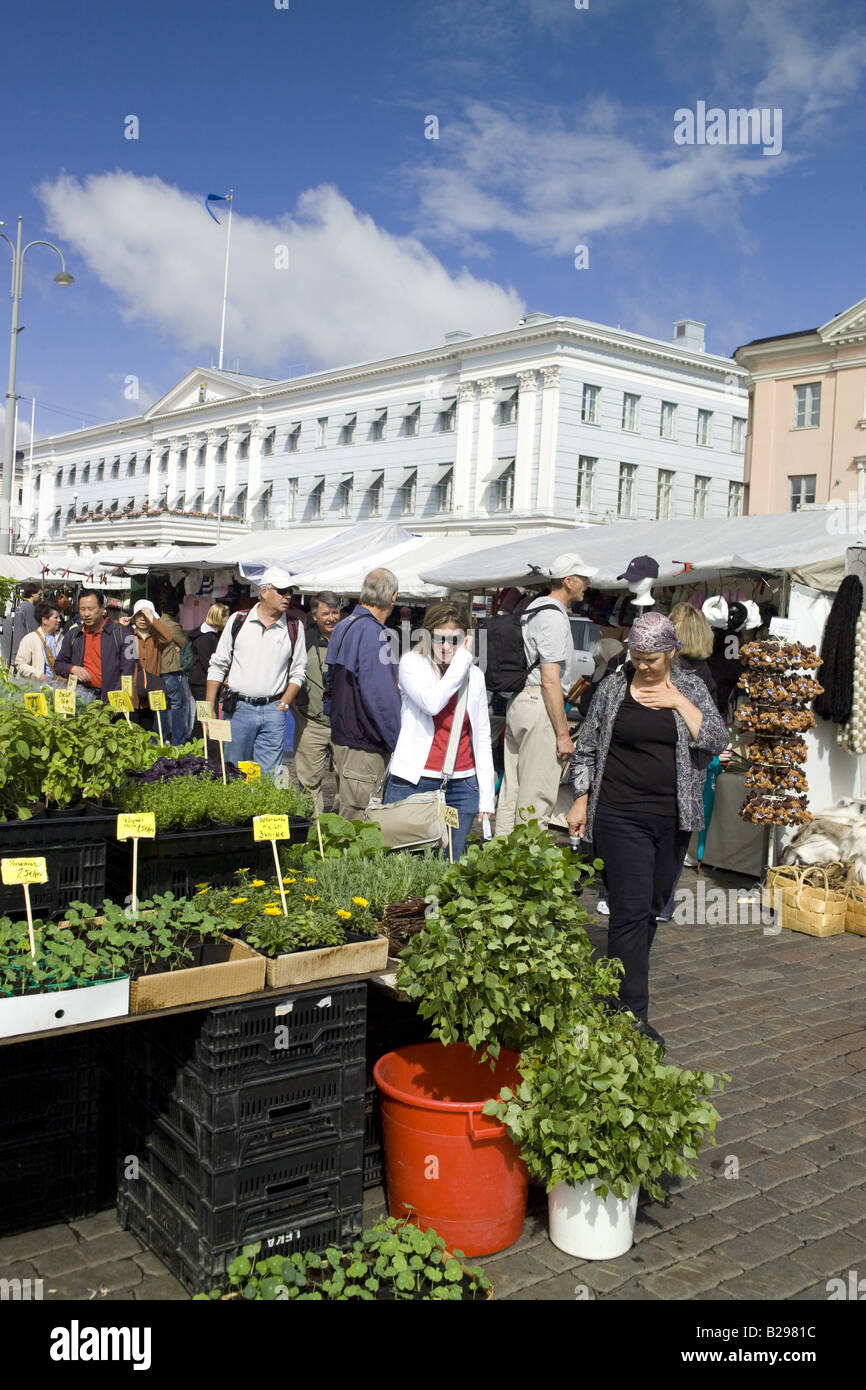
390,648,496,813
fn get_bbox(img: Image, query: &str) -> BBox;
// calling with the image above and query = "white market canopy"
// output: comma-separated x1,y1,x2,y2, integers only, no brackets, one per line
418,509,855,594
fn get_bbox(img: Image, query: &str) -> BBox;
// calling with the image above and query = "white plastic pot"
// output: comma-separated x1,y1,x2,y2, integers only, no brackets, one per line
0,977,130,1039
548,1178,639,1260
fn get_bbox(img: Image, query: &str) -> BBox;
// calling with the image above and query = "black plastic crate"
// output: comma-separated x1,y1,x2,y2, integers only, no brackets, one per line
1,1066,103,1151
136,982,367,1085
123,1061,366,1168
119,1176,360,1294
118,1166,362,1276
0,1134,101,1235
363,1085,384,1190
0,841,107,920
0,806,119,850
106,819,310,902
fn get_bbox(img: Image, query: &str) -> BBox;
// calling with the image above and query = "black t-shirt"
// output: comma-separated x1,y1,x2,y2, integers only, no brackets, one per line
598,685,678,817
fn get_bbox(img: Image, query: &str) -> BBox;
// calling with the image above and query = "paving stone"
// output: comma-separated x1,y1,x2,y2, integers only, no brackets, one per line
654,1216,739,1260
801,1103,865,1132
714,1114,770,1145
565,1260,636,1293
633,1199,693,1240
768,1176,845,1213
530,1241,583,1274
744,1153,820,1190
669,1179,758,1217
822,1187,866,1222
132,1275,188,1301
748,1119,828,1154
643,1251,744,1299
483,1250,553,1300
0,1224,76,1263
806,1157,866,1194
132,1249,170,1278
717,1257,814,1300
776,1204,855,1241
787,1280,837,1300
748,1074,816,1102
0,1261,40,1286
695,1139,769,1174
715,1193,788,1232
45,1259,144,1301
793,1129,866,1166
787,1230,866,1278
69,1210,123,1240
752,1096,819,1128
503,1272,595,1300
707,1225,803,1270
32,1244,91,1277
505,1209,550,1255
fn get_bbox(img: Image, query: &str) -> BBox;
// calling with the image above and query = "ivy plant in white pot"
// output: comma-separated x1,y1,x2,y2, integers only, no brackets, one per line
483,1011,726,1260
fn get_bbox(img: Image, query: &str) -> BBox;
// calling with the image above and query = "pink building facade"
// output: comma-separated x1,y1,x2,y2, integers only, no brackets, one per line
734,298,866,514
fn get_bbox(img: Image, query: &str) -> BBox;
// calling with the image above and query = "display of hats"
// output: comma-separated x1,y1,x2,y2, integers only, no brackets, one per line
617,555,660,584
702,595,729,628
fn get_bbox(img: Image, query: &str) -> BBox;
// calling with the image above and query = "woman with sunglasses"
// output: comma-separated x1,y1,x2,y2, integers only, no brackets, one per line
384,601,495,859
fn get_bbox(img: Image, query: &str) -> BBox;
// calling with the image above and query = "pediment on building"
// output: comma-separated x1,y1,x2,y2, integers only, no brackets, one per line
820,298,866,345
144,369,261,419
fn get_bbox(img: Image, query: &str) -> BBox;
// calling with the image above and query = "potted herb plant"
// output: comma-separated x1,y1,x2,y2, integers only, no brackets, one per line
0,914,129,1038
193,1217,492,1301
483,1011,725,1260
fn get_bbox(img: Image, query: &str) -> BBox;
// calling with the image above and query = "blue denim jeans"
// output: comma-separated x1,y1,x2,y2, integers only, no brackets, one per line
383,773,479,860
226,699,287,776
163,672,192,746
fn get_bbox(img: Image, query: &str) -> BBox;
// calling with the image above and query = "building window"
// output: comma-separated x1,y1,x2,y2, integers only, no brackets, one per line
696,410,713,447
693,475,710,518
622,393,640,432
793,383,821,429
617,463,637,518
127,495,136,509
728,481,744,516
66,504,75,525
369,475,383,517
286,478,298,521
175,492,185,512
286,424,301,453
257,485,272,522
262,429,275,457
55,468,63,488
400,469,417,515
216,441,227,464
404,405,421,438
310,480,324,519
94,499,104,514
789,474,816,511
316,418,328,448
498,391,518,426
109,498,119,512
660,401,677,440
237,434,250,461
437,468,453,513
731,417,746,453
371,409,387,441
576,455,596,510
340,414,356,446
81,464,90,484
110,458,120,479
656,469,675,520
159,454,168,473
581,384,599,425
338,476,353,518
67,465,77,485
53,507,61,535
96,460,104,481
439,400,457,432
127,456,136,477
493,460,515,513
234,485,247,516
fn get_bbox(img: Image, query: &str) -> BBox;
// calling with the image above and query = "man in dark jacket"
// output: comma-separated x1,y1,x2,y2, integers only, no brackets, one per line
10,582,42,663
327,568,401,821
54,589,136,701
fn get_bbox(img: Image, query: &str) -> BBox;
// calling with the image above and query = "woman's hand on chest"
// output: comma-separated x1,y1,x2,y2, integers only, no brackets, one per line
630,678,682,711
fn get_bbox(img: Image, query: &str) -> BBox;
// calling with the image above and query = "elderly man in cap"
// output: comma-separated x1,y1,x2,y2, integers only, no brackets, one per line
204,567,307,776
495,551,597,835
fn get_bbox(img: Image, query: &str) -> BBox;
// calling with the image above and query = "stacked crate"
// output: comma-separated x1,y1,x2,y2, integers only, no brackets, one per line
118,984,366,1293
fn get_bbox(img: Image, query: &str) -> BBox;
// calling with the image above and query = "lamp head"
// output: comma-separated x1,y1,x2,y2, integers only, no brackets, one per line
53,271,74,287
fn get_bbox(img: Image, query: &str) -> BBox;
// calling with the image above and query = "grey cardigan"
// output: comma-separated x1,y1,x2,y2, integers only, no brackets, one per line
569,664,729,838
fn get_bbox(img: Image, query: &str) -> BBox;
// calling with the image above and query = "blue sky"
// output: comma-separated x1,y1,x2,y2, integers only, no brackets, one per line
1,0,865,446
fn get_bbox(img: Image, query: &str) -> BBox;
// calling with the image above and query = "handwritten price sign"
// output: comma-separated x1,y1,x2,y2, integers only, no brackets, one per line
253,815,291,842
54,688,76,716
108,690,134,713
24,693,48,717
1,857,48,886
117,813,156,840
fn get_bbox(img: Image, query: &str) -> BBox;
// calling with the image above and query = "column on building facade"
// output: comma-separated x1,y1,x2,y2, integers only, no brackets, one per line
203,429,222,510
452,382,477,517
185,434,205,511
514,370,538,513
246,422,267,521
536,365,561,516
148,442,165,505
165,436,182,509
224,425,244,513
473,378,498,513
37,460,56,540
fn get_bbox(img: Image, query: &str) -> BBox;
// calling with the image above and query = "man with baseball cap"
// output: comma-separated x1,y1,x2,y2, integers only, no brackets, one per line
495,551,597,835
205,567,307,776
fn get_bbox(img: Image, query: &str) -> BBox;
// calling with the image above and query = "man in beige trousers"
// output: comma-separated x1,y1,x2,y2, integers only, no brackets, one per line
293,592,341,814
494,553,596,835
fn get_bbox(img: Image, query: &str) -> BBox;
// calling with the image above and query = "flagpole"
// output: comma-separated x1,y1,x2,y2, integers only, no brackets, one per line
217,189,234,371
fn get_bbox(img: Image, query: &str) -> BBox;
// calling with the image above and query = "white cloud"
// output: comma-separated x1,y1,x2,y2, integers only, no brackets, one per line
36,173,524,373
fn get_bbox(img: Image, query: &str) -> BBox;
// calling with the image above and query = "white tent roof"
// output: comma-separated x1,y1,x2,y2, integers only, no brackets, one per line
0,553,48,581
186,527,344,568
236,522,415,583
419,510,855,592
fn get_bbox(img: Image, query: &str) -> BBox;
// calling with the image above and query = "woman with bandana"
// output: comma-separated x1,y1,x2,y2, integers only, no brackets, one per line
566,612,728,1047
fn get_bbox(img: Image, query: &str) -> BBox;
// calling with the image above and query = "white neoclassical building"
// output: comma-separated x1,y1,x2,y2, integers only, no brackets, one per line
15,311,749,561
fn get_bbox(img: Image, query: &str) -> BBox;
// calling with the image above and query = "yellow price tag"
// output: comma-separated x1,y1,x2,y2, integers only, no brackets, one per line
253,814,291,842
205,719,232,741
24,693,48,716
148,689,166,711
238,761,262,782
1,856,48,886
117,813,156,840
196,700,213,723
54,688,76,716
108,690,134,713
441,804,460,829
121,675,134,697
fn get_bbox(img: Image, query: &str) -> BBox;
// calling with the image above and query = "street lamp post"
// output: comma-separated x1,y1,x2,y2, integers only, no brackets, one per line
0,215,74,556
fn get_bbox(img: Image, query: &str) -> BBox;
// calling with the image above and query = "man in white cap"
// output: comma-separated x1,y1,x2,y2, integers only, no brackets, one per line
204,567,307,776
495,552,597,835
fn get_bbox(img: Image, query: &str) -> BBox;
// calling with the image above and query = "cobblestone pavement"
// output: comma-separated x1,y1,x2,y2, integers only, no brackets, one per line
2,850,864,1302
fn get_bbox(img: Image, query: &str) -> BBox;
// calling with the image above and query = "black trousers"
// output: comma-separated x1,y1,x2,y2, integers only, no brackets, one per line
593,802,691,1023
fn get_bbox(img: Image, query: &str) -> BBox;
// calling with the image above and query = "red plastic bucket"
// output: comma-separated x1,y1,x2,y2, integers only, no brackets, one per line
373,1041,528,1257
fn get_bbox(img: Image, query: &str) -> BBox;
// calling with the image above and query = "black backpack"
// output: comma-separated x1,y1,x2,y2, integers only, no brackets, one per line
480,604,564,694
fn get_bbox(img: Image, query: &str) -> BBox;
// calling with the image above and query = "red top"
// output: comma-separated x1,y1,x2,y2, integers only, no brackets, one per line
424,692,474,775
82,626,104,691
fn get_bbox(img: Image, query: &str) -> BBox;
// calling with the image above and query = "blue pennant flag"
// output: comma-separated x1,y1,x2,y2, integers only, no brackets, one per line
205,192,232,224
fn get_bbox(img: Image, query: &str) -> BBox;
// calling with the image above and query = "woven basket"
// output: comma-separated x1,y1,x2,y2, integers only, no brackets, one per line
845,879,866,937
765,865,850,938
